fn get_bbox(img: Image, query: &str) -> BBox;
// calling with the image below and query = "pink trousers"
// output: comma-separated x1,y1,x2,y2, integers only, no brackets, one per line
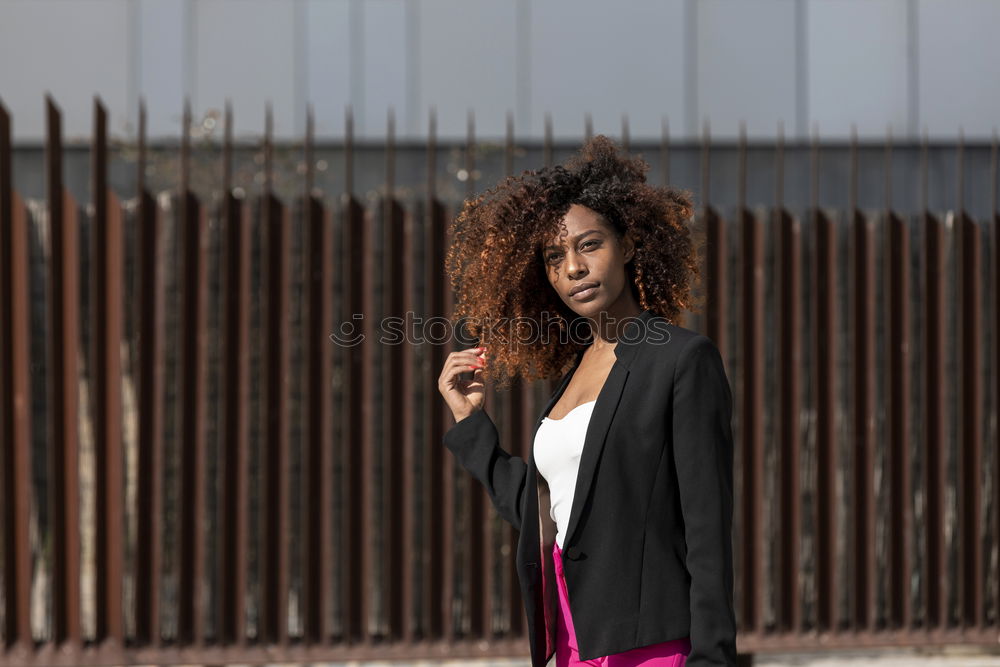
552,541,691,667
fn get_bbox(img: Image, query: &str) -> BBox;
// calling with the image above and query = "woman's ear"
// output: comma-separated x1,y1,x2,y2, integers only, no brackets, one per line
622,231,636,263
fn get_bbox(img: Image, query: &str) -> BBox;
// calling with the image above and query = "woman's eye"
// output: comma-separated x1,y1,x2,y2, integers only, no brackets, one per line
546,241,597,263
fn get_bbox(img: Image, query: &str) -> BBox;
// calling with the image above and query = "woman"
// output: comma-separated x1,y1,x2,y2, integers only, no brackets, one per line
437,135,737,667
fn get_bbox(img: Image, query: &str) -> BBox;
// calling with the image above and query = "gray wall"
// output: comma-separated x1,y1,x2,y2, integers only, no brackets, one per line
1,0,998,142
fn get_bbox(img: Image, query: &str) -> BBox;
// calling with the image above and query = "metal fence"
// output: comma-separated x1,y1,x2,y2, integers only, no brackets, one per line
1,96,999,666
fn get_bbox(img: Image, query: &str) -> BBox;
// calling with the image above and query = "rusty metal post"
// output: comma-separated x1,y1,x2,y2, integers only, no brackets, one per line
133,99,164,646
542,113,559,398
736,123,764,635
217,101,250,646
259,104,291,645
0,98,33,654
301,106,333,645
993,130,1000,628
921,130,948,629
90,96,125,646
462,109,489,640
703,120,727,346
422,107,452,641
339,104,375,644
810,127,839,631
45,94,83,648
849,127,877,631
774,122,802,632
176,99,208,645
884,127,912,630
955,133,983,629
380,107,410,640
503,110,528,639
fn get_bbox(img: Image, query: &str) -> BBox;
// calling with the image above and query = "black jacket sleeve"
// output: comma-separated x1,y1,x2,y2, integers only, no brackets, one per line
442,408,528,532
671,335,738,666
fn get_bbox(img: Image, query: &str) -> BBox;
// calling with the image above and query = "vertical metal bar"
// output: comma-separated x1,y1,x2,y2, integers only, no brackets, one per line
956,134,983,628
849,127,876,631
0,99,34,651
737,119,762,634
260,105,291,645
218,101,249,646
428,108,437,199
704,122,726,347
921,130,947,629
134,99,163,646
382,108,406,640
463,110,488,639
583,113,593,144
442,199,458,641
542,113,559,396
423,108,449,641
361,198,379,641
46,94,82,647
504,111,526,639
702,120,711,214
737,123,746,215
302,106,333,645
396,129,418,643
884,128,912,630
342,196,368,642
620,114,630,154
91,96,125,645
400,190,418,644
811,126,838,630
341,104,354,641
340,105,369,643
739,205,763,634
993,130,1000,629
708,219,728,348
957,129,964,215
177,99,207,645
775,124,802,632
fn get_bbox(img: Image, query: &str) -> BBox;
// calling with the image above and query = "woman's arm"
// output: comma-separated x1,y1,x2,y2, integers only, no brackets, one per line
443,409,528,532
671,334,738,666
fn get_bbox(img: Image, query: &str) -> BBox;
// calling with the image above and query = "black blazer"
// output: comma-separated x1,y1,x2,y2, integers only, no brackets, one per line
443,308,737,666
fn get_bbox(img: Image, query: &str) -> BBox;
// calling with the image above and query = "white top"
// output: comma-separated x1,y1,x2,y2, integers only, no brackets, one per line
533,399,597,549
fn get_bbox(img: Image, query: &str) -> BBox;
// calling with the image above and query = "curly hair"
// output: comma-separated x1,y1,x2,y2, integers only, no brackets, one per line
445,134,703,389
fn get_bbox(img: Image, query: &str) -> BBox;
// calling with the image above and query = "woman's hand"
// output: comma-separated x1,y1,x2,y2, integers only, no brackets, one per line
437,346,487,422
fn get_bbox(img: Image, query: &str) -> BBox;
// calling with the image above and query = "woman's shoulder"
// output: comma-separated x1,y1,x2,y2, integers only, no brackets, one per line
629,313,698,351
629,316,719,371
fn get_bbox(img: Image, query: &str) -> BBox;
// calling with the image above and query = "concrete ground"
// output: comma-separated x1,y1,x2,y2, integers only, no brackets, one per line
214,647,1000,667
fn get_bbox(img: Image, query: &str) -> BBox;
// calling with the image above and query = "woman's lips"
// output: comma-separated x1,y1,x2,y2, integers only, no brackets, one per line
570,285,598,301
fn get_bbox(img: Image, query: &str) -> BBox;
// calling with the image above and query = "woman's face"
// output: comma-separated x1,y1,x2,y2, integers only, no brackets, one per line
541,203,636,319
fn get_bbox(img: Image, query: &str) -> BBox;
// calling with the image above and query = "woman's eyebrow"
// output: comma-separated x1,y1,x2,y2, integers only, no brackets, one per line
543,229,603,251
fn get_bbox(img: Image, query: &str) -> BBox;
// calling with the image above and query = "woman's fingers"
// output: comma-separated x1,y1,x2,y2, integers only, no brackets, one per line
438,349,487,390
437,349,489,419
444,349,486,374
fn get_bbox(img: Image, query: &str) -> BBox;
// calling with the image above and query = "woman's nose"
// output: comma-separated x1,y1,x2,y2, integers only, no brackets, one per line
566,255,587,276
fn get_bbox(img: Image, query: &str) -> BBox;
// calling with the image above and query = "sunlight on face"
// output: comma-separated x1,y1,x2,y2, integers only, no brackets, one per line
541,204,635,317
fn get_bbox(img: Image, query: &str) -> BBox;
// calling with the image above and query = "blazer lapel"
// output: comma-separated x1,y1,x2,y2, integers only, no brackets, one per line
561,361,629,548
560,308,650,549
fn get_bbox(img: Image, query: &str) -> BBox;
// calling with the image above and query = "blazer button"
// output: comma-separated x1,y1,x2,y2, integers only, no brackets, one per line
564,546,581,560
